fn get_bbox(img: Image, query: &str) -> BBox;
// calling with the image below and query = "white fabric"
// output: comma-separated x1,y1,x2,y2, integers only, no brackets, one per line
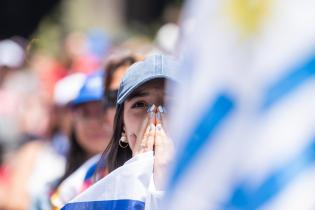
66,152,163,210
53,73,85,106
27,144,66,197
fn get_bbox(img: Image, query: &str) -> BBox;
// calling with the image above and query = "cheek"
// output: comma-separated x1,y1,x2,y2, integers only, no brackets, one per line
75,121,86,140
123,112,146,142
74,121,108,155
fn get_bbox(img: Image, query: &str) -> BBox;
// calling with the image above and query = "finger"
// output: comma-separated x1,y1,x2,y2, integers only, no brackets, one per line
145,123,155,152
157,105,168,128
155,107,167,149
155,122,174,152
149,108,156,125
156,111,162,126
139,111,156,153
154,123,174,166
154,123,166,148
156,106,168,137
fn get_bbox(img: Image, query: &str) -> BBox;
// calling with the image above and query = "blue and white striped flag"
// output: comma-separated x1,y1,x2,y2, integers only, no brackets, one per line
61,152,160,210
165,0,315,209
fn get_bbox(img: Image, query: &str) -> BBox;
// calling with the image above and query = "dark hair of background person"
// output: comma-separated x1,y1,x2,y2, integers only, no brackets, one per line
52,124,89,190
103,55,138,99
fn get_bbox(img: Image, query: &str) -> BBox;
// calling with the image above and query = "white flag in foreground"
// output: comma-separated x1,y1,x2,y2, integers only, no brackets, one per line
165,0,315,209
62,152,161,210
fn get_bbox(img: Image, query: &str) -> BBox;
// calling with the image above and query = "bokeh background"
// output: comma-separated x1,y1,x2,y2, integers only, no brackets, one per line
0,1,183,209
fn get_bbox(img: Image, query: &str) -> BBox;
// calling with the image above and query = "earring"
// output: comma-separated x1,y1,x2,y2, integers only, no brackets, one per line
119,132,129,148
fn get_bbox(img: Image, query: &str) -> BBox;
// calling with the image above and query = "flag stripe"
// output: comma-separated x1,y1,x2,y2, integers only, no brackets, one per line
169,94,235,188
84,162,98,181
262,55,315,110
223,138,315,210
61,199,145,210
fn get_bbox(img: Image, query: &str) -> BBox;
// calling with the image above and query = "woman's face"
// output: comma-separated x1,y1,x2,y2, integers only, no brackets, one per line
73,101,110,156
123,79,167,153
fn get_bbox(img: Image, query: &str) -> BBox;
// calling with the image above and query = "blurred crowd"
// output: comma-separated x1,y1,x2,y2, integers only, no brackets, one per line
0,20,180,210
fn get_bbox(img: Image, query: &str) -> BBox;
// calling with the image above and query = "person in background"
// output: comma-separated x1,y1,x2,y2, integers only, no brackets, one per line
3,73,85,210
0,38,29,154
61,70,110,182
47,71,110,210
49,73,87,158
49,53,142,210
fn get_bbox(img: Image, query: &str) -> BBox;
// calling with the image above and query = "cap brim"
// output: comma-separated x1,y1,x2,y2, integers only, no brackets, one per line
117,75,176,104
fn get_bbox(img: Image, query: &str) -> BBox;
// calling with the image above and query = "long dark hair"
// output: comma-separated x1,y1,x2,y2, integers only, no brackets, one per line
103,104,132,173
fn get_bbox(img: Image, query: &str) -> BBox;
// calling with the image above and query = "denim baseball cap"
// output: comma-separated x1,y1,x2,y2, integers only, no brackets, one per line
117,54,178,104
71,70,104,106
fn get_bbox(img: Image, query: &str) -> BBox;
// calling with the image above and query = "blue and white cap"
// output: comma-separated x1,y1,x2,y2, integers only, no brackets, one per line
117,54,178,104
71,70,104,106
54,73,86,106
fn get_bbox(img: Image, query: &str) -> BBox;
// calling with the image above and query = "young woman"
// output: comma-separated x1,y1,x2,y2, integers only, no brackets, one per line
62,71,110,180
30,71,110,210
105,54,177,190
62,54,178,210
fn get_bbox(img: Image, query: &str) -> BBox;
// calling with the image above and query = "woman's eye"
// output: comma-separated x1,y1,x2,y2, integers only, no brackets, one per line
131,102,148,109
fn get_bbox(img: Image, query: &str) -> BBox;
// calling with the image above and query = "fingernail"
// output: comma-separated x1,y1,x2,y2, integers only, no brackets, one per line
156,112,161,121
147,104,156,113
158,105,164,113
156,124,162,130
158,105,167,114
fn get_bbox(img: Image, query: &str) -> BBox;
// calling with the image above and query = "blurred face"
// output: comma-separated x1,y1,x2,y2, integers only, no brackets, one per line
73,101,110,156
123,79,167,152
